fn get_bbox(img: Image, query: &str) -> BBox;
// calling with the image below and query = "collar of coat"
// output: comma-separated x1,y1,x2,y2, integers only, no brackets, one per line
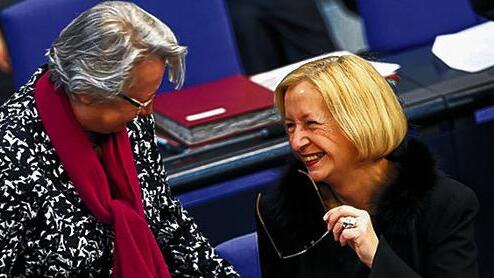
259,137,437,247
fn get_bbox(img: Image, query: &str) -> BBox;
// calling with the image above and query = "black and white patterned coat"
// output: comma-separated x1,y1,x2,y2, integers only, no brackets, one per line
0,68,239,277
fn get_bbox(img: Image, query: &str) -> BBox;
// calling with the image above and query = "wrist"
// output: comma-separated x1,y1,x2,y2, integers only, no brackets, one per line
364,236,379,268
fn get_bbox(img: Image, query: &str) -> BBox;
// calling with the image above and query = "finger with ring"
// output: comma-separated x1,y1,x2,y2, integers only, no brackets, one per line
341,217,357,229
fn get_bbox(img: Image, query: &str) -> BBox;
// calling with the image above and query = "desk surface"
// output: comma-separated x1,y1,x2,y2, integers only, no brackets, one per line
385,45,494,120
163,46,494,192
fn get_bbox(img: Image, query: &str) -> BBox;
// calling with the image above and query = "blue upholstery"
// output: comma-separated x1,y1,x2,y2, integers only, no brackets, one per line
0,0,99,88
215,232,261,278
0,0,242,90
131,1,242,91
359,0,480,52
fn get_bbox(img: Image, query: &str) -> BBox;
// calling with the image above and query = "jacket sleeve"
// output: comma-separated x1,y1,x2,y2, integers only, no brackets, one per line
131,115,239,277
370,237,421,278
370,181,479,278
0,148,35,276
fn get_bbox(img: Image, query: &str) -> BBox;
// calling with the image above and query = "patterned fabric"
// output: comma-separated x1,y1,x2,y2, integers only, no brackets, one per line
0,68,239,278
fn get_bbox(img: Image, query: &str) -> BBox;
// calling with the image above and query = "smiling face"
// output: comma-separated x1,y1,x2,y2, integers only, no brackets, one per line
284,81,360,184
70,56,165,134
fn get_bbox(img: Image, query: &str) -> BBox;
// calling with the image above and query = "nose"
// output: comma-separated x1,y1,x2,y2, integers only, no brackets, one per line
290,128,310,152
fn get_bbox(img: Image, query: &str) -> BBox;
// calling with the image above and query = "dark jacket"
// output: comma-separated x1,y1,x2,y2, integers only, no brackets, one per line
0,68,238,277
256,139,479,278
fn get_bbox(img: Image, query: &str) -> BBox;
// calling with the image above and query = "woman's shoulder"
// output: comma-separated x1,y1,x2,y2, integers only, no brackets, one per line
378,137,479,213
0,67,46,132
414,174,479,248
376,138,478,239
424,174,479,216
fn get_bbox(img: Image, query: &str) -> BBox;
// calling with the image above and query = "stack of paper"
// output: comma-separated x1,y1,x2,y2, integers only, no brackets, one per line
432,22,494,73
250,51,401,91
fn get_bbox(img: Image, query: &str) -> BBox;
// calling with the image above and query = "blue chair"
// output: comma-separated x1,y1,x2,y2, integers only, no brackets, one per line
0,0,99,88
215,232,261,278
0,0,242,91
359,0,481,53
131,0,242,91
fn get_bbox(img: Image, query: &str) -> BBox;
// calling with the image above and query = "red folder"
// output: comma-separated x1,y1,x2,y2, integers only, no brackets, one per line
153,75,279,146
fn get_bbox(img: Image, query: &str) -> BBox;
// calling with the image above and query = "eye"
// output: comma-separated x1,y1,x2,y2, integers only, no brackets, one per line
306,120,319,126
284,122,295,133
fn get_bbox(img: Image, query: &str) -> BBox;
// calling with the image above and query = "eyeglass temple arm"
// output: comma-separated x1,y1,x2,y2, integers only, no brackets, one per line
297,169,328,211
256,193,285,259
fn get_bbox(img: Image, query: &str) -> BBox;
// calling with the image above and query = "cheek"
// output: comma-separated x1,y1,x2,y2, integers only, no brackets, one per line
333,139,359,165
287,134,296,147
102,110,133,125
312,134,337,153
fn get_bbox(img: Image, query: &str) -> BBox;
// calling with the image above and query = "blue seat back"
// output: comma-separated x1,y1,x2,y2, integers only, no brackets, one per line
215,232,261,278
0,0,242,91
132,1,242,91
0,0,100,88
359,0,480,52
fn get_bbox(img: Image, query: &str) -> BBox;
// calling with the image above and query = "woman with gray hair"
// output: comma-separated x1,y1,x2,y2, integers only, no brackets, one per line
0,2,238,277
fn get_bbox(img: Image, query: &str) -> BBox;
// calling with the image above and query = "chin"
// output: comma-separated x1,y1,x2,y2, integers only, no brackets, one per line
308,165,333,183
109,122,130,133
110,127,127,134
308,171,325,183
90,127,121,135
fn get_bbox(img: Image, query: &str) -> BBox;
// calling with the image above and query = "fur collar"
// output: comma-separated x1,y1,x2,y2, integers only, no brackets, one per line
259,138,437,248
374,138,436,240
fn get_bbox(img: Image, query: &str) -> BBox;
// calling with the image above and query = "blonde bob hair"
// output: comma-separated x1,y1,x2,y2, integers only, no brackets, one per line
275,55,407,160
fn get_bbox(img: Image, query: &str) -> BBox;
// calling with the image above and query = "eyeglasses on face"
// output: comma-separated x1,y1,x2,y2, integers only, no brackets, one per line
256,169,330,260
117,93,155,110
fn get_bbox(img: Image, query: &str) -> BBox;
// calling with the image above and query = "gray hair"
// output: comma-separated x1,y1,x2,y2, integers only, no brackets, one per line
47,1,187,99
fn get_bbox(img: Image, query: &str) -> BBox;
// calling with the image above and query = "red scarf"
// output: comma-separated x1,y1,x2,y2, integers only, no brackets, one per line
34,72,171,278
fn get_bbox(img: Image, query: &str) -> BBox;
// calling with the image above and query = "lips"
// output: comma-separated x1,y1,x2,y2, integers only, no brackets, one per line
301,152,325,166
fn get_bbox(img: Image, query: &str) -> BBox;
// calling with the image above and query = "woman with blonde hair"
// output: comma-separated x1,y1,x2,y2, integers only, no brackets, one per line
256,55,478,277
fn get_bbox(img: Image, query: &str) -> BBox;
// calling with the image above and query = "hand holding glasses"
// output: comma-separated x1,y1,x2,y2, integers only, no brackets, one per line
257,169,379,265
323,205,379,267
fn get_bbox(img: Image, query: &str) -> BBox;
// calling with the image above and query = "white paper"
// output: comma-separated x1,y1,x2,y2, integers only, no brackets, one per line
432,21,494,73
249,51,401,91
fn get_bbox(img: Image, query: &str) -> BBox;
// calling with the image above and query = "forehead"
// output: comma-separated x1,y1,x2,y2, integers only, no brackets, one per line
284,81,328,117
285,81,323,100
125,57,166,97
